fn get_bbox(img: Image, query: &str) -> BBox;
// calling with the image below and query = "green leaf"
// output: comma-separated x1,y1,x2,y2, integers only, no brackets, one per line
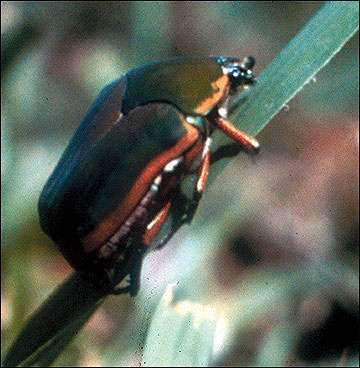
210,1,359,182
2,273,105,367
232,1,359,137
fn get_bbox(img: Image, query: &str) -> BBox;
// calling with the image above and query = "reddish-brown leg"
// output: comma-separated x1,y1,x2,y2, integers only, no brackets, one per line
154,140,212,251
196,146,211,193
143,202,172,247
111,239,146,296
215,117,259,153
184,139,211,224
111,204,172,296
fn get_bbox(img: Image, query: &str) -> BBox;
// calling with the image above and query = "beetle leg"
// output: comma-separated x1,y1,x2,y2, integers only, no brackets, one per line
111,239,147,296
143,202,172,247
127,241,147,296
112,202,172,295
215,117,259,153
196,138,211,193
184,137,211,224
155,142,211,250
153,196,187,250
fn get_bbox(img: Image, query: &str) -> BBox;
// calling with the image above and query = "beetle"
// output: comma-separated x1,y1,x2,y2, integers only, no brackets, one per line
38,56,259,296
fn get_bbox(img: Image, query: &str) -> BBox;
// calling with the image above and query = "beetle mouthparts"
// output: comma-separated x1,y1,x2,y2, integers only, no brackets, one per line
218,56,256,90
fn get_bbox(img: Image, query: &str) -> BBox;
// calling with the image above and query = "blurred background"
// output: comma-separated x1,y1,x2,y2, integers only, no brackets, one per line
1,1,358,366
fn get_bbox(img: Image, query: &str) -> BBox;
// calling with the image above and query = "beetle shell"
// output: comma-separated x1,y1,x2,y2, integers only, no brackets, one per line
39,56,257,280
39,102,201,271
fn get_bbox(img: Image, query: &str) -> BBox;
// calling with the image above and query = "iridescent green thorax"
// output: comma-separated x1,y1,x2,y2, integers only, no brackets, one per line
122,56,227,116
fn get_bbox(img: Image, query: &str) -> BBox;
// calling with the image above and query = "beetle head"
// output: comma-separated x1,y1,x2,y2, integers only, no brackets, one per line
218,56,255,94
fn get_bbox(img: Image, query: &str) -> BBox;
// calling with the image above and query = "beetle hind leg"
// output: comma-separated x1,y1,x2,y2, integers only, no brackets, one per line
111,240,146,296
112,202,173,295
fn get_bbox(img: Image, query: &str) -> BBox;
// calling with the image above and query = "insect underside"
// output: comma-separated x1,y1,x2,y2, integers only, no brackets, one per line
96,156,185,264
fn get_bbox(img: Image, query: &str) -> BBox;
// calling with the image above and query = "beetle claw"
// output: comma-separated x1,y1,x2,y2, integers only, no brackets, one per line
111,285,132,295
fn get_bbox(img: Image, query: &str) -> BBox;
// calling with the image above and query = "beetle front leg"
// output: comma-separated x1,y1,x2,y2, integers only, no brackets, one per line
215,117,259,153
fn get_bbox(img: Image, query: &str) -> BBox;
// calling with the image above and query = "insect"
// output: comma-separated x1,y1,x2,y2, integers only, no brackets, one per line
38,56,259,296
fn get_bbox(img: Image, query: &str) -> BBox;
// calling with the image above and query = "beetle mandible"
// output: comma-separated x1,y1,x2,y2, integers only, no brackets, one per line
38,56,259,296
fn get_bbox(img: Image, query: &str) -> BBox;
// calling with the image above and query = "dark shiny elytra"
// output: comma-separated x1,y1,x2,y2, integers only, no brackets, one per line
39,103,190,270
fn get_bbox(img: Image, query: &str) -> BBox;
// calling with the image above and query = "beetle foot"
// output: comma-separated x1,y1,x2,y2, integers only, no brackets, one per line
111,284,132,295
185,191,202,224
110,275,139,296
108,273,138,295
